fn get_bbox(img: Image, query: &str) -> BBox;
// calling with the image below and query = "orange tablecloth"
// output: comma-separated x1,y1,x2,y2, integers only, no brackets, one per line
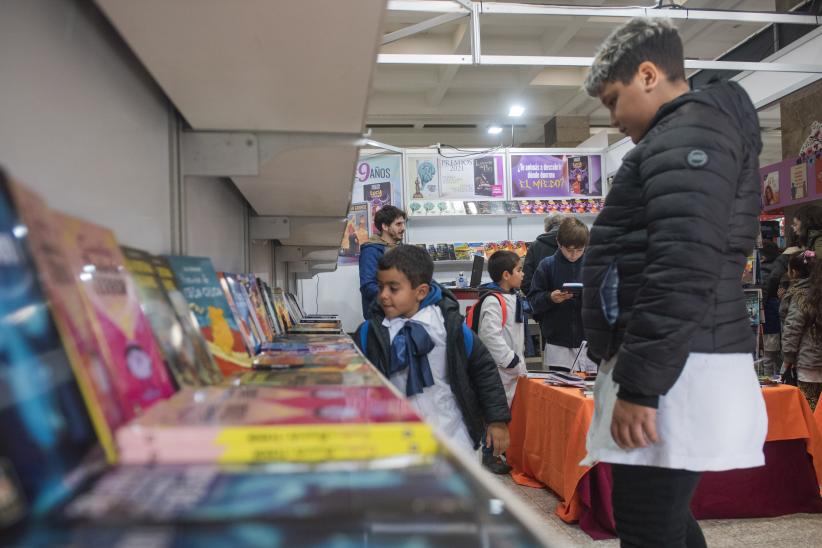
507,379,822,524
816,403,822,441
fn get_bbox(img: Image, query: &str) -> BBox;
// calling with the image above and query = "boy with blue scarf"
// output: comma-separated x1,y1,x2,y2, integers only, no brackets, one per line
355,245,511,459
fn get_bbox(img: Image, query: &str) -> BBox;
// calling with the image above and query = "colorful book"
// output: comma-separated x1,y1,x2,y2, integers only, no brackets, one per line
219,272,264,354
149,255,224,386
451,201,466,215
0,178,99,519
504,201,521,215
488,201,506,215
467,242,486,257
453,242,472,261
257,279,284,337
271,289,294,332
122,246,219,390
164,256,253,374
484,242,502,257
518,200,534,214
235,368,383,387
252,350,366,369
475,201,492,215
116,386,437,464
240,274,274,342
514,241,529,257
7,180,125,462
56,212,175,420
464,201,478,215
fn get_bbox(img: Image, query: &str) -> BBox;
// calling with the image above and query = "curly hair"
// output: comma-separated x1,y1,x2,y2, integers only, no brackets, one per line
584,18,686,97
800,252,822,343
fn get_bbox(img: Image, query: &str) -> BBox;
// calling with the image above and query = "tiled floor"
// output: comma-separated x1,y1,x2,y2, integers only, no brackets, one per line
490,472,822,547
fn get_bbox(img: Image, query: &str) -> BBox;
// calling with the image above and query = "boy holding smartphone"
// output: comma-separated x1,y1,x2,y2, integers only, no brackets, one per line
527,217,589,370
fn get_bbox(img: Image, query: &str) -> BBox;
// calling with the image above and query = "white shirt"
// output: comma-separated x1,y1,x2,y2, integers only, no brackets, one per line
583,352,767,471
383,305,474,455
477,292,526,406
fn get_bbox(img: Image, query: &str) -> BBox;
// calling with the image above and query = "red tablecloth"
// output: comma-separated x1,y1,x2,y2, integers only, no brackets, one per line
507,379,822,535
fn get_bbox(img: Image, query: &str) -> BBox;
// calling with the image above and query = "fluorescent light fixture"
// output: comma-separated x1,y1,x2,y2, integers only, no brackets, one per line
488,125,503,134
508,105,525,117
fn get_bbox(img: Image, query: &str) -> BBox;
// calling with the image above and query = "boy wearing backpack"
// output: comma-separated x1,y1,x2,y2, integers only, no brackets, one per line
470,250,527,406
470,250,527,474
354,245,511,461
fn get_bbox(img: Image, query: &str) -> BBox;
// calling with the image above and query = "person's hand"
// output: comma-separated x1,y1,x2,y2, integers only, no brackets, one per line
610,399,660,450
777,287,786,299
486,422,510,456
550,290,574,304
784,362,794,370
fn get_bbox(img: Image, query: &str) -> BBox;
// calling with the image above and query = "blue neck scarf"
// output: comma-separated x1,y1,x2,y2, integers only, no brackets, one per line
386,282,443,397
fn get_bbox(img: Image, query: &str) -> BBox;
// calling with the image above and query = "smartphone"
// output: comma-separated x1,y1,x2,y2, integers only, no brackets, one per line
561,282,583,294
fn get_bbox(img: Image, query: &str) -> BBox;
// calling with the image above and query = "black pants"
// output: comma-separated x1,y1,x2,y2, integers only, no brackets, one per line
611,464,707,548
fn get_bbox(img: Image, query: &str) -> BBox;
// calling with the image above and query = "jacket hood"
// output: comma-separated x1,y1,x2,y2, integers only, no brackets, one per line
420,281,443,309
536,228,558,246
652,79,762,156
361,235,389,249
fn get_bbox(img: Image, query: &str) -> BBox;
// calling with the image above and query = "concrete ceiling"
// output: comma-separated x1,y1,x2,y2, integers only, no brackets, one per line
368,0,787,162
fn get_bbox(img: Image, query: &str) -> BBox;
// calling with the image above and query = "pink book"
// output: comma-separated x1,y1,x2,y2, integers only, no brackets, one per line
55,212,175,420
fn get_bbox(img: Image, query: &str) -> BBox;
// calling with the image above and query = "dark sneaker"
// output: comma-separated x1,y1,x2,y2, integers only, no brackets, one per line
482,453,512,475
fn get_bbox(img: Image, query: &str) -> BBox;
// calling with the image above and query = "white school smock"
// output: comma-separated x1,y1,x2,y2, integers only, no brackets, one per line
383,305,475,455
477,292,526,407
583,352,768,471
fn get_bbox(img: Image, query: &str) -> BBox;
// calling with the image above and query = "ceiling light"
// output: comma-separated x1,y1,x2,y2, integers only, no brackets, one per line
488,126,503,135
508,105,525,117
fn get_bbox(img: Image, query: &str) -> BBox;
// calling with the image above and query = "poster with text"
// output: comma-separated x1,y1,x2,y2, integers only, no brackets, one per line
510,154,567,198
340,154,402,265
762,171,780,207
790,163,808,200
439,155,504,199
408,156,440,200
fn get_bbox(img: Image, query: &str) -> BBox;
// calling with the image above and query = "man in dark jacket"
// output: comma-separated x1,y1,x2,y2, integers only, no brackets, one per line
358,205,406,319
580,18,767,547
522,213,562,294
528,217,588,370
354,245,510,459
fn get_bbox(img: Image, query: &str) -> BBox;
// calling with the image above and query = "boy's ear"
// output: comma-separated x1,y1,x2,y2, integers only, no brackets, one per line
415,283,430,302
637,60,661,92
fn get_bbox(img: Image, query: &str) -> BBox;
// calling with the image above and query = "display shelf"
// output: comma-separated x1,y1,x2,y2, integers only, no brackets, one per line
409,212,599,221
432,259,476,267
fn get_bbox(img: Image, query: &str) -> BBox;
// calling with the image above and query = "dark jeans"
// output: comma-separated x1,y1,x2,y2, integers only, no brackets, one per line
611,464,707,548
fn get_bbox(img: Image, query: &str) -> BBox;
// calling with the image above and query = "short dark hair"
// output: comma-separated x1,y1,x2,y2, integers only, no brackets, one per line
585,18,686,97
794,204,822,244
788,251,815,279
488,250,520,283
374,205,407,233
378,245,432,288
557,217,589,248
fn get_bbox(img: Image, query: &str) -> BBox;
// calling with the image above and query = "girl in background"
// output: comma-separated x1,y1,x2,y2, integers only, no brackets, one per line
781,251,822,410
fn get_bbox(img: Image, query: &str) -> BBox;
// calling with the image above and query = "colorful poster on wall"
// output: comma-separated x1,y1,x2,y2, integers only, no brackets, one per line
340,203,369,258
790,163,808,200
407,154,506,203
762,171,780,207
340,154,402,265
510,154,567,198
409,156,439,200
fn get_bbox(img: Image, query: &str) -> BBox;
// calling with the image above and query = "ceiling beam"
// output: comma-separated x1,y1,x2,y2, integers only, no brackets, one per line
425,21,469,106
382,11,468,45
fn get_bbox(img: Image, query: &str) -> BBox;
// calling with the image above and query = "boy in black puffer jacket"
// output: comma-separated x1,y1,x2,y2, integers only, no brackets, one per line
580,18,767,548
354,245,511,461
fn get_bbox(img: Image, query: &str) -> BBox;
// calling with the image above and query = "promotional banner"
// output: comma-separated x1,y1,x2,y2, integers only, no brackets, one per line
761,156,820,211
510,154,602,198
340,154,402,264
407,154,506,205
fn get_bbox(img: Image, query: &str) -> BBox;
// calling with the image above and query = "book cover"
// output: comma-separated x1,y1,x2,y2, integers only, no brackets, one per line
7,181,125,462
122,246,216,390
504,201,521,215
475,201,492,215
219,273,265,354
435,201,453,216
464,201,478,215
427,244,438,260
513,241,529,257
473,156,496,197
0,178,98,518
164,256,253,374
744,289,761,326
452,242,472,261
239,274,273,342
435,244,452,262
149,256,224,386
568,155,590,195
408,200,425,217
484,242,501,257
364,182,392,233
116,386,437,464
56,213,175,420
532,200,548,215
271,288,294,331
451,201,466,215
235,368,383,387
257,279,284,337
518,200,534,214
488,201,506,215
467,242,486,257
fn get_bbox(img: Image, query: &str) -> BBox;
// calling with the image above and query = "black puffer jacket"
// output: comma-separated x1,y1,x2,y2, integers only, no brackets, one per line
582,80,761,407
354,284,510,449
522,228,559,294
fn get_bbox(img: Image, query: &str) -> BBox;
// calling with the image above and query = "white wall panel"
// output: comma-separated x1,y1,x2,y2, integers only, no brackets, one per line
0,0,172,254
